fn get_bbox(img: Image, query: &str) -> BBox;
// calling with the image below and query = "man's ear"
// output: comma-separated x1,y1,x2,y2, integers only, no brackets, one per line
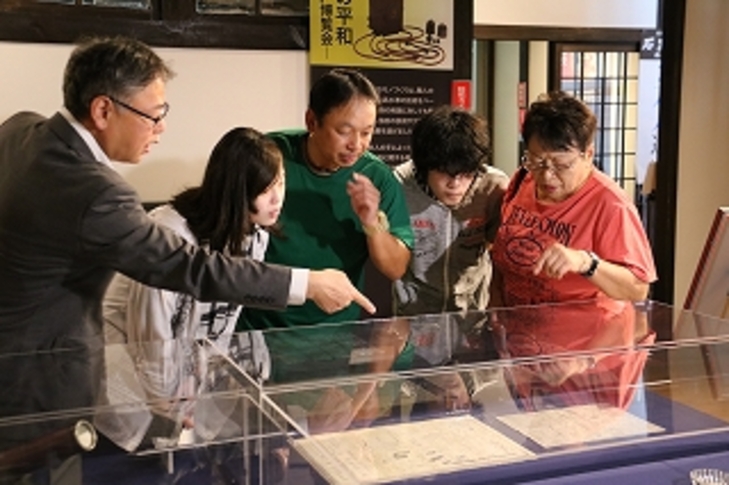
88,95,114,130
304,109,317,133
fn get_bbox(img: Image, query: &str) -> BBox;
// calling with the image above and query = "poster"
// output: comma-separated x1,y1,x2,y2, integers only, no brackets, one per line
310,0,454,71
307,67,453,165
309,0,462,166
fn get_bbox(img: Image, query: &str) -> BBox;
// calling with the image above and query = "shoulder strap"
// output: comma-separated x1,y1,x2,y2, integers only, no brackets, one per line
503,167,529,205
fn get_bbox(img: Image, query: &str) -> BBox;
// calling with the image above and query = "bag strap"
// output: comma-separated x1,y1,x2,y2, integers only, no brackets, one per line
504,166,529,205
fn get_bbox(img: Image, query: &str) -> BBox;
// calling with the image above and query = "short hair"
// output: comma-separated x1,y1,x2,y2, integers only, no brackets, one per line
521,91,597,152
410,105,490,184
63,36,175,120
308,68,380,122
171,127,283,256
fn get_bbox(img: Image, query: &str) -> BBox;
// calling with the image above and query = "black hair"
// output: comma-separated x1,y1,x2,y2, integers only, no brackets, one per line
171,127,283,256
521,91,597,152
308,68,380,123
411,105,490,185
63,36,175,121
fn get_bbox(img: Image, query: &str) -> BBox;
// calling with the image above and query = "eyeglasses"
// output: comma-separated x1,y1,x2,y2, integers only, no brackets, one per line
520,150,584,174
108,95,170,126
438,171,478,182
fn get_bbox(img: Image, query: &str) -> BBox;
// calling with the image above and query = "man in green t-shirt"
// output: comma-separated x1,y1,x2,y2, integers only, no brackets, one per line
239,68,414,383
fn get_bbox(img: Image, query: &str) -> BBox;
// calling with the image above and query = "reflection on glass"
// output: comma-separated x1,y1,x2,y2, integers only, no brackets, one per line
261,0,307,15
495,299,655,412
80,0,150,8
196,0,255,14
196,0,307,15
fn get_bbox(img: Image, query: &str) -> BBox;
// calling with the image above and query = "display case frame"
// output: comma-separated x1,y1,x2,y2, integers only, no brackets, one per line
1,299,729,484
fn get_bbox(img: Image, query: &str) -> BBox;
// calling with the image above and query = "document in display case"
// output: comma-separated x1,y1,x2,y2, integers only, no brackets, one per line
295,415,535,485
1,300,729,484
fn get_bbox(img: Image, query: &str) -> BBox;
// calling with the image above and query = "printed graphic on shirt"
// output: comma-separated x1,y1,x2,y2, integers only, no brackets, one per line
199,302,239,339
494,204,581,306
459,217,487,250
499,205,576,269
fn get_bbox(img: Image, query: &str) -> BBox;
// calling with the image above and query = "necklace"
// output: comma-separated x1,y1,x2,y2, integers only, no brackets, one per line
302,136,339,175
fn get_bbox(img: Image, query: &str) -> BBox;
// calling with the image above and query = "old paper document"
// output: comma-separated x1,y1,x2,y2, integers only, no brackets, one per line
294,415,534,484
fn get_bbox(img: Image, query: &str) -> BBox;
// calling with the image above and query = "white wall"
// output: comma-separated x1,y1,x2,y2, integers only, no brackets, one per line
474,0,658,29
0,42,308,201
674,0,729,307
491,41,521,176
1,0,660,202
527,41,549,103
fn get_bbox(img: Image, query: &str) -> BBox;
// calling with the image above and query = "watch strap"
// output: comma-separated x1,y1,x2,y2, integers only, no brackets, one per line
581,250,600,277
363,210,389,237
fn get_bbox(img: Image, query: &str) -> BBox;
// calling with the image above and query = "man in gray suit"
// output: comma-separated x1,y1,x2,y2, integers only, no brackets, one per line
0,36,373,456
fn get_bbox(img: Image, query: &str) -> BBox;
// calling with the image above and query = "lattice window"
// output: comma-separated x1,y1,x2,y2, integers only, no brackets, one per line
558,46,640,199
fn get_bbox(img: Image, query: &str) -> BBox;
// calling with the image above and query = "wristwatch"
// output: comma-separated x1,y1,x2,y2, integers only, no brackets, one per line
363,210,390,237
581,250,600,277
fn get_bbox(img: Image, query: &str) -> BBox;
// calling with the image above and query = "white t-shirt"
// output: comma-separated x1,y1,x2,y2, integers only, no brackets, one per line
96,204,271,451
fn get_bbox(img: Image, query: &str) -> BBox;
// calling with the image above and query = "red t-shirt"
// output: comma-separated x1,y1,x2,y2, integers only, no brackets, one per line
492,169,657,306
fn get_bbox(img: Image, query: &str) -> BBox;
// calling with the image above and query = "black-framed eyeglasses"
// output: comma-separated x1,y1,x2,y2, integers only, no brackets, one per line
520,150,584,174
108,95,170,125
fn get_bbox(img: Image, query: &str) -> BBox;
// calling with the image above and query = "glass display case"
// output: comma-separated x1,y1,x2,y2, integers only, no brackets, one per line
1,299,729,484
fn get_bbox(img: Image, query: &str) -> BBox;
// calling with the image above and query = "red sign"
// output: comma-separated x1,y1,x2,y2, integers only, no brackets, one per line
451,80,471,110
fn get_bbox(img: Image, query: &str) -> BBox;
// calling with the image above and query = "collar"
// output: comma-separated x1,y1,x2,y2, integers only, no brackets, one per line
60,108,113,168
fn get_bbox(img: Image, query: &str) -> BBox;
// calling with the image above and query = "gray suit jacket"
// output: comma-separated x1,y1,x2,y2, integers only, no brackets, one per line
0,111,292,353
0,112,293,449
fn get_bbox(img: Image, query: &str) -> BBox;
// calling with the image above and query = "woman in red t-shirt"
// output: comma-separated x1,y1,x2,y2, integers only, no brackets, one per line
491,91,657,307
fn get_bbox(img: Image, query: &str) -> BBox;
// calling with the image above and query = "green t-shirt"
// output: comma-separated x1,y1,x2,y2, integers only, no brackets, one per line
239,129,414,332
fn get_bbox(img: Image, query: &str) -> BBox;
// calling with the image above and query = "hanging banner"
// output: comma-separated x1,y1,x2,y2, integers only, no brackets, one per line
310,0,454,71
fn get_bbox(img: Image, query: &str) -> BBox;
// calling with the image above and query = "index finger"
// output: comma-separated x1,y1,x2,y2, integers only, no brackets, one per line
350,287,376,314
532,250,548,275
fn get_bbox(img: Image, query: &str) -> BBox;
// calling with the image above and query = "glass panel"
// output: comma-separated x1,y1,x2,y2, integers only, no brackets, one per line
627,51,640,77
624,152,637,171
81,0,150,8
604,78,624,103
196,0,308,15
583,52,599,78
4,301,729,483
626,79,639,103
600,151,617,177
196,0,255,14
622,179,636,198
261,0,308,15
624,126,638,153
581,88,600,104
625,105,639,131
560,52,577,79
